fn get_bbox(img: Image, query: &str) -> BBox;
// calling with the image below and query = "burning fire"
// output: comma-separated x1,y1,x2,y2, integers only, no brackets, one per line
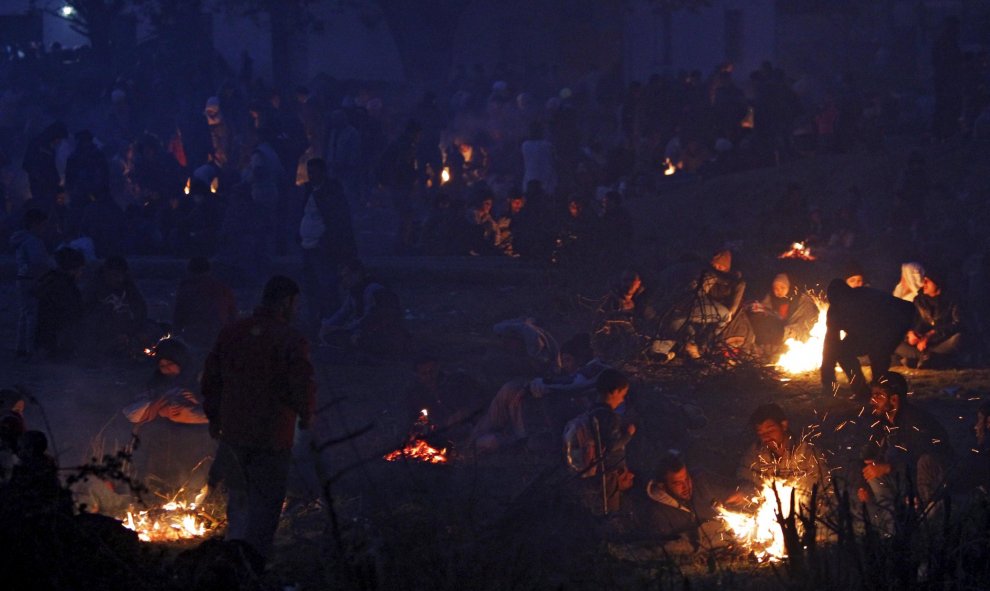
121,487,215,543
183,178,191,195
778,242,815,261
775,303,828,374
458,143,473,164
663,158,677,176
383,409,449,464
143,332,173,357
440,166,451,185
718,479,798,561
210,177,219,194
384,439,448,464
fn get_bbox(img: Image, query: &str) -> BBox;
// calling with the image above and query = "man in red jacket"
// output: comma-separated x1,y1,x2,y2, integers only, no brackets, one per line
203,275,316,568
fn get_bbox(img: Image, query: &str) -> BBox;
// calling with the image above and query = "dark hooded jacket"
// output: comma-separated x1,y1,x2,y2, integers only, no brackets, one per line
823,280,914,356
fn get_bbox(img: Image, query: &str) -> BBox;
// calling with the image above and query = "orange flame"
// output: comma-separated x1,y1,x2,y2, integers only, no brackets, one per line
778,242,815,260
384,439,448,464
120,487,214,542
775,301,828,374
663,158,676,176
183,178,191,195
718,479,798,562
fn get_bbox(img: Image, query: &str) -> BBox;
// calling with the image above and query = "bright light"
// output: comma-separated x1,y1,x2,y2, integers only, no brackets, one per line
776,299,827,374
60,5,76,18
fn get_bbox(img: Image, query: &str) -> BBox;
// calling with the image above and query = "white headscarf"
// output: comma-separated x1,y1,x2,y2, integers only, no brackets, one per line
893,262,925,301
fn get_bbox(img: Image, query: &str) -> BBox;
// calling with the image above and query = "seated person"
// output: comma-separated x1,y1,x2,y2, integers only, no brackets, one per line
955,400,990,496
493,191,528,257
470,334,607,453
465,191,501,256
81,256,152,358
0,389,26,483
492,317,561,376
644,452,741,553
320,259,407,358
667,249,749,359
892,262,925,302
35,247,86,360
746,273,819,358
842,259,867,288
592,270,651,362
121,338,211,498
172,257,238,351
404,355,485,442
562,369,636,515
821,279,914,399
737,403,828,509
5,430,72,516
552,195,596,266
895,268,964,369
858,373,954,521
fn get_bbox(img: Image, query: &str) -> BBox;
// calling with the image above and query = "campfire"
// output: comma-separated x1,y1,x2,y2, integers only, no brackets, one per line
663,158,677,176
143,331,173,357
775,300,828,374
183,178,191,195
440,166,451,185
383,409,449,464
717,479,799,562
120,486,216,543
778,242,815,261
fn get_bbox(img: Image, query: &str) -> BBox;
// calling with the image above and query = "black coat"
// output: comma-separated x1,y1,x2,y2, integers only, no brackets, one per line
306,179,356,264
823,280,914,358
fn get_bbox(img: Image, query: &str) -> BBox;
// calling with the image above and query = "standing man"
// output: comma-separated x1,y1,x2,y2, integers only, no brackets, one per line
11,209,51,358
324,110,362,203
821,279,914,399
203,276,316,569
299,158,357,330
563,368,636,515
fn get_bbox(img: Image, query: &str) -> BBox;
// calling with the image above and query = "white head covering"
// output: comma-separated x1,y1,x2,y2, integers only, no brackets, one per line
893,262,925,301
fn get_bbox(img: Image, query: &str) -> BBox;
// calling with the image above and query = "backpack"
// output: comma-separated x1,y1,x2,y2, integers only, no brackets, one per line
562,410,602,477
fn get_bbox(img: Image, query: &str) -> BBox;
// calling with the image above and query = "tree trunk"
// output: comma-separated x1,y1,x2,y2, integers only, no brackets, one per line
268,3,303,89
378,0,467,88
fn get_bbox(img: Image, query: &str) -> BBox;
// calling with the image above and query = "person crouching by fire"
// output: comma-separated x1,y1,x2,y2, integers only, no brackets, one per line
746,273,818,360
122,338,211,497
857,372,954,531
203,276,316,572
736,403,829,510
644,452,742,553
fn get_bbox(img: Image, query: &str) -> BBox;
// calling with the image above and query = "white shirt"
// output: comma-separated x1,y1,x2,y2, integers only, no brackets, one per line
299,192,326,249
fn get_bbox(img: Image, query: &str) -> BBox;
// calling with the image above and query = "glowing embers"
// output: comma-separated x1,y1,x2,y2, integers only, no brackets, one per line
717,479,799,562
121,487,216,543
778,242,815,261
383,409,449,464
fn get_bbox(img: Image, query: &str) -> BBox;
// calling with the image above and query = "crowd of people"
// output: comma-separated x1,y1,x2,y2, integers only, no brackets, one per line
2,15,990,577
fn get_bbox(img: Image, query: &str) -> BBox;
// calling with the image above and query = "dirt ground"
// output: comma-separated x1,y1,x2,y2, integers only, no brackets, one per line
3,139,990,589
